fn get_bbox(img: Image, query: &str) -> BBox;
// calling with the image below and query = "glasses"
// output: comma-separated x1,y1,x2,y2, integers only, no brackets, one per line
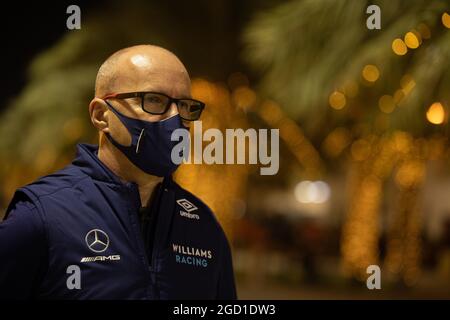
102,91,205,121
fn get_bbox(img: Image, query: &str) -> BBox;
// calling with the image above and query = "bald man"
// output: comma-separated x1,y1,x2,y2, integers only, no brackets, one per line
0,45,237,300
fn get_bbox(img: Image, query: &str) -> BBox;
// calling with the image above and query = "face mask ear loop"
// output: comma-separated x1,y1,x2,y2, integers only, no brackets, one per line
136,128,145,154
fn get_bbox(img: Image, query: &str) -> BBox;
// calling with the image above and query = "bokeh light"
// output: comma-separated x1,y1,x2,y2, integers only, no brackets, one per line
426,102,445,125
392,38,408,55
404,31,420,49
329,91,346,110
442,12,450,29
362,64,380,82
379,95,396,114
294,180,331,204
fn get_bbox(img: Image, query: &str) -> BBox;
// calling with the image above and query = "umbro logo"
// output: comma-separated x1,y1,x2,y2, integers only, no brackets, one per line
176,199,198,212
176,199,200,220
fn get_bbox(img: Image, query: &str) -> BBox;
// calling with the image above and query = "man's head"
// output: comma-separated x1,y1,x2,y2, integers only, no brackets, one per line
89,45,193,181
90,44,191,143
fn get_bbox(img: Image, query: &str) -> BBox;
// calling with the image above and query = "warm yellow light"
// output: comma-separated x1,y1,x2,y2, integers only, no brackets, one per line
426,102,445,125
404,31,420,49
322,127,351,158
351,139,371,161
392,38,408,55
191,78,215,104
362,65,380,82
395,161,425,188
379,95,396,114
442,12,450,29
392,131,412,154
329,91,346,110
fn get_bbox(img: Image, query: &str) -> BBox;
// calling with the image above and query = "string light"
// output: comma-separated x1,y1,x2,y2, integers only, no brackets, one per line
392,38,408,55
404,31,421,49
426,102,445,125
329,91,346,110
362,64,380,82
442,12,450,29
378,95,396,114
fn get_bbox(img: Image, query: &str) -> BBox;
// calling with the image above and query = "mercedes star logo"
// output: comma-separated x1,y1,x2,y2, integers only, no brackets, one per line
85,229,110,253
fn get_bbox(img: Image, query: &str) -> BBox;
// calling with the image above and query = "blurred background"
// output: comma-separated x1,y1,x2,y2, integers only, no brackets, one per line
1,0,450,299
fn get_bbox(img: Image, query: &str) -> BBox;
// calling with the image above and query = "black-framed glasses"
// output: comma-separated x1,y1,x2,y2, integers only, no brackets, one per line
102,91,205,121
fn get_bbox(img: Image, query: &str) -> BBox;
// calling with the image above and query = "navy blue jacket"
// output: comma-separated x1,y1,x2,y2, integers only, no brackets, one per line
0,143,237,300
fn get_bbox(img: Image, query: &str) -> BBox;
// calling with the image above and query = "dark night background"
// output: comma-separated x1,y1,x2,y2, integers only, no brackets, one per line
0,0,253,110
0,1,118,109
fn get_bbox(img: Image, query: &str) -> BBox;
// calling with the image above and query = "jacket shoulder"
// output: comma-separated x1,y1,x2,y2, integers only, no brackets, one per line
19,164,88,199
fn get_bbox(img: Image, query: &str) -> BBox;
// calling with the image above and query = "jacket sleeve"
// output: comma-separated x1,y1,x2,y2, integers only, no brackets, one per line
0,199,48,299
216,230,237,300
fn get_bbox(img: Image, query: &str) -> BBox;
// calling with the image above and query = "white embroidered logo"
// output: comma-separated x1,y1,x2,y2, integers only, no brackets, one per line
176,199,200,220
176,199,198,212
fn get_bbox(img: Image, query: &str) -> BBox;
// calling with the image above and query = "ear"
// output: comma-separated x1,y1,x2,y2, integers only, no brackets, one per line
89,98,110,133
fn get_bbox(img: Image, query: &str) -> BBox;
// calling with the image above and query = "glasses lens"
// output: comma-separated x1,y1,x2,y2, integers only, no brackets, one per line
178,100,204,120
143,93,169,114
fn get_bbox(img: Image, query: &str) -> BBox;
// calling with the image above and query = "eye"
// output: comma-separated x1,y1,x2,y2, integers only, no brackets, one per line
147,96,163,104
178,101,189,109
190,104,202,112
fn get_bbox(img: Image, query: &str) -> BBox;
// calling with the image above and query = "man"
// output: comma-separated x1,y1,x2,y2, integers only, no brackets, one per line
0,45,237,299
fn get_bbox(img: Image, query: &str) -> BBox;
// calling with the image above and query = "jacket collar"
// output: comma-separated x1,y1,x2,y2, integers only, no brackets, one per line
72,143,124,185
72,143,174,189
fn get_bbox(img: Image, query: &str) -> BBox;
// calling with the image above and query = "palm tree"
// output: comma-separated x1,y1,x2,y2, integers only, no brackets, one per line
242,0,450,284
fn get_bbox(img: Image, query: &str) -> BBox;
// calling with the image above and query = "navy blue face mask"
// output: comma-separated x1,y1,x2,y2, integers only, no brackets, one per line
104,101,188,177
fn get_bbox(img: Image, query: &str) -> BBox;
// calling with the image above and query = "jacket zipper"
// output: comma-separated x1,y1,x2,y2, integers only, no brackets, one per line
127,179,171,299
125,183,154,297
